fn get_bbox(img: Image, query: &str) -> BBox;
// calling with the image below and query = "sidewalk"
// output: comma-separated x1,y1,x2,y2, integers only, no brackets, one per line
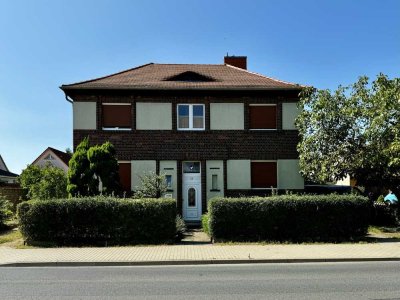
1,241,400,266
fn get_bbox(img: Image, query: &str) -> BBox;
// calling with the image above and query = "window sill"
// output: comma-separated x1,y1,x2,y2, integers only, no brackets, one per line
249,129,277,131
102,128,132,131
177,128,205,131
251,187,277,190
210,189,221,192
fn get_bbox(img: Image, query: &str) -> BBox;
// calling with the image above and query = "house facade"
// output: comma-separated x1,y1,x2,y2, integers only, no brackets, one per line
61,56,304,222
31,147,71,173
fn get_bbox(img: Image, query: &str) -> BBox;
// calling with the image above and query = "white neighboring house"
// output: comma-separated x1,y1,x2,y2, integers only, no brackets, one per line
0,155,18,184
31,147,71,173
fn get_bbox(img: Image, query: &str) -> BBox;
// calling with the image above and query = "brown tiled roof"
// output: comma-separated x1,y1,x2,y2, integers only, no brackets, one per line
61,63,303,91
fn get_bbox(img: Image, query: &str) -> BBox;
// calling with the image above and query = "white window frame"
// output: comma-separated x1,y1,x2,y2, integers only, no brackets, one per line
102,103,132,131
177,104,205,131
249,104,277,131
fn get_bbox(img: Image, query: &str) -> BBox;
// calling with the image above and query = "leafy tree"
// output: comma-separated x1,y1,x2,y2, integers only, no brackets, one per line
134,172,168,198
19,164,68,200
296,73,400,195
67,138,120,196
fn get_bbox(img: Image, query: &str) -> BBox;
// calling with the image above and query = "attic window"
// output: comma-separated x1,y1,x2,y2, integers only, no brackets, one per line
44,154,54,160
164,71,216,82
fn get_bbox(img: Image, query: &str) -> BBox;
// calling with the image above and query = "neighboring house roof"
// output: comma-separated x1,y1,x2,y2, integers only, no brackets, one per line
32,147,71,168
0,155,9,172
0,169,18,178
60,63,303,91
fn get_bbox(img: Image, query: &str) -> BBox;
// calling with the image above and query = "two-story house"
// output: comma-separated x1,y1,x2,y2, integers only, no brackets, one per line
61,56,304,222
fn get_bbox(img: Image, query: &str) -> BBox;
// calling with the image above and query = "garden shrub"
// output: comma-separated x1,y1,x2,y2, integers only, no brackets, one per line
17,197,177,245
371,202,399,226
201,213,210,235
208,194,370,242
0,195,12,228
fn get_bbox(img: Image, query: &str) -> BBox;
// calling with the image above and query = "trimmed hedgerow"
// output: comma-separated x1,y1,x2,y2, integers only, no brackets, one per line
17,197,176,245
208,195,370,242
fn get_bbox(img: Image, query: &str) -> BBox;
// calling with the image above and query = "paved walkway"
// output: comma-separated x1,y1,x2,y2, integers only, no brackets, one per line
1,241,400,266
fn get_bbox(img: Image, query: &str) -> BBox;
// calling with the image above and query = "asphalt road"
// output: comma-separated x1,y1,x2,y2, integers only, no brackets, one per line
1,262,400,299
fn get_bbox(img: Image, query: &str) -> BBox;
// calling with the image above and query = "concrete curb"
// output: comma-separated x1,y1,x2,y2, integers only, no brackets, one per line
2,257,400,267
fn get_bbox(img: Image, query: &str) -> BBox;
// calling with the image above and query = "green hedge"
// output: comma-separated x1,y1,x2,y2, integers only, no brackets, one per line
17,197,177,245
208,195,370,242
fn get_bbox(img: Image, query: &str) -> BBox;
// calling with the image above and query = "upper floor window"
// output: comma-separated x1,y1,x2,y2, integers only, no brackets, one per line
249,104,277,130
102,103,132,130
177,104,205,130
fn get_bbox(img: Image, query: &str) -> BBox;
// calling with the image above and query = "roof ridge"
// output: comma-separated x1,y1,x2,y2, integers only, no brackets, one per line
224,64,303,87
153,63,224,66
60,63,155,88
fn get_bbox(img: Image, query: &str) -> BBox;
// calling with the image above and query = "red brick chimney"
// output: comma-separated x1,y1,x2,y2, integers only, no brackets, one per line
224,55,247,70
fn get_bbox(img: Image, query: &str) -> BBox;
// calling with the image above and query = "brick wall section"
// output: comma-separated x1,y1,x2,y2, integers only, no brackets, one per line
74,130,299,161
0,185,27,212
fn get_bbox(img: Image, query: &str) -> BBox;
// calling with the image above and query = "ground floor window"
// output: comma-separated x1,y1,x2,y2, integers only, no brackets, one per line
251,161,277,188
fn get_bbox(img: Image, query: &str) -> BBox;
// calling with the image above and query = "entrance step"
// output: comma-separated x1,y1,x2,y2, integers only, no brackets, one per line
180,229,211,244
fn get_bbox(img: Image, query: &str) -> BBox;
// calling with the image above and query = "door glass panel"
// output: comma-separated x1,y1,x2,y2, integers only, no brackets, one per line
183,162,200,173
188,187,196,207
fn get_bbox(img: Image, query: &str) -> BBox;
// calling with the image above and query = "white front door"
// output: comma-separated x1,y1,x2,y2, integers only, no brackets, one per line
182,162,202,221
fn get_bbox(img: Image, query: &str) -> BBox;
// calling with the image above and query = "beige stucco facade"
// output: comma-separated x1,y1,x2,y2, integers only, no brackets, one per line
227,160,251,189
206,160,224,200
282,102,299,130
210,103,244,130
136,102,172,130
159,160,177,199
131,160,157,190
277,159,304,189
73,102,97,130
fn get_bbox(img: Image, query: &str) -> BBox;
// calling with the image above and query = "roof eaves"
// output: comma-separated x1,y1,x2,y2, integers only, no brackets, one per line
60,86,302,91
224,64,305,88
59,62,155,90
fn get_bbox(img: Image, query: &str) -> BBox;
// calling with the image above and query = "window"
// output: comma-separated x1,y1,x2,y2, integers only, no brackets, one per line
249,104,277,129
211,174,218,190
165,175,173,189
251,161,277,188
102,104,132,130
118,162,131,192
177,104,205,130
44,154,54,160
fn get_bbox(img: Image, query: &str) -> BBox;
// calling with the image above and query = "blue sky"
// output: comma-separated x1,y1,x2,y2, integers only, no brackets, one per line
0,0,399,174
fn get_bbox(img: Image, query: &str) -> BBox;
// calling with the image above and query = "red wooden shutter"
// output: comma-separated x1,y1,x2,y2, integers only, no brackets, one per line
118,163,131,192
249,105,277,129
251,162,277,188
102,105,132,128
